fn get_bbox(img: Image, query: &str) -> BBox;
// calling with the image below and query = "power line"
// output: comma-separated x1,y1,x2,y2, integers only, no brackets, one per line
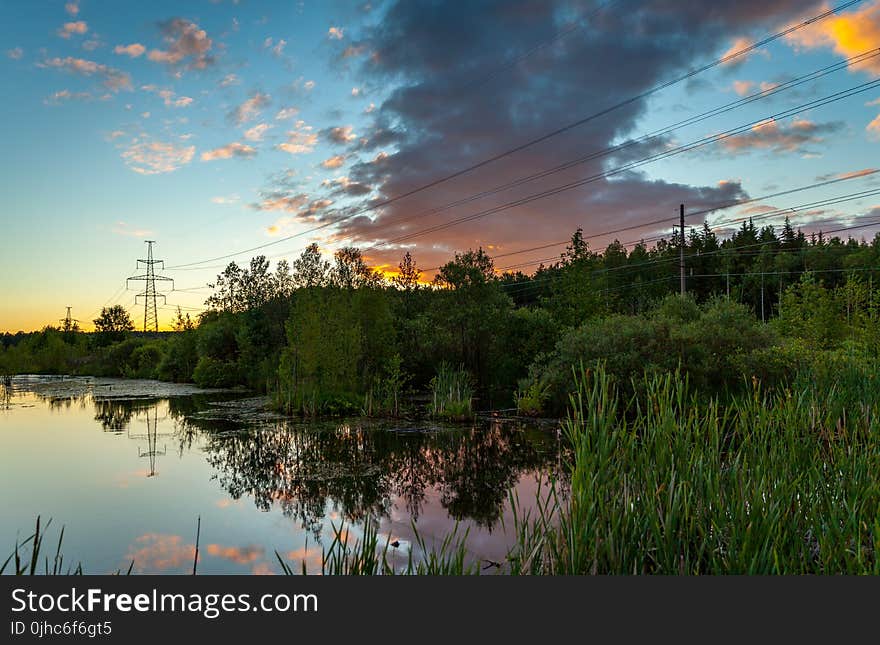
169,50,880,282
416,169,880,274
496,212,880,297
167,1,862,270
373,77,880,249
353,48,880,253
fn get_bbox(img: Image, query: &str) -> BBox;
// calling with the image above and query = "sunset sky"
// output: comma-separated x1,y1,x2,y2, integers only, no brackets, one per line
2,0,880,332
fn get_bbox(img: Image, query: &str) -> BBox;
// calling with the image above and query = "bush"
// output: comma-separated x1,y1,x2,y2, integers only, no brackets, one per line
192,356,240,388
125,342,165,379
523,296,776,415
156,332,198,382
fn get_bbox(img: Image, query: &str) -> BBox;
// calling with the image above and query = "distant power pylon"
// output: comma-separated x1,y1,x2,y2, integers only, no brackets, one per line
127,240,173,332
59,306,80,332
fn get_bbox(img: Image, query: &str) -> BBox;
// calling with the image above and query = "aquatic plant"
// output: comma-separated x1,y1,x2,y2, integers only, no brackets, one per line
276,518,478,575
428,363,473,421
1,516,83,576
506,364,880,574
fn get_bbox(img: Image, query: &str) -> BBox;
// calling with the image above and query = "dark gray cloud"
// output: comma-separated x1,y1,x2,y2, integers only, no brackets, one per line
275,0,830,269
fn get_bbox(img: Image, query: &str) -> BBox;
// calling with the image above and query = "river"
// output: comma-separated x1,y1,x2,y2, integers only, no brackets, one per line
0,375,564,574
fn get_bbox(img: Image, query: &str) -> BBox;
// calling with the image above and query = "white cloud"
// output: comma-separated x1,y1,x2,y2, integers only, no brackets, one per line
328,27,344,40
112,222,153,238
211,194,241,205
44,89,92,104
275,106,299,120
158,89,193,107
7,47,23,60
122,139,195,174
244,123,271,141
219,73,240,87
277,123,317,154
230,92,270,124
303,80,315,91
65,2,79,16
41,56,131,91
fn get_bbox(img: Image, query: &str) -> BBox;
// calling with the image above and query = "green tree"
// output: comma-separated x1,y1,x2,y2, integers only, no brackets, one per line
93,305,134,345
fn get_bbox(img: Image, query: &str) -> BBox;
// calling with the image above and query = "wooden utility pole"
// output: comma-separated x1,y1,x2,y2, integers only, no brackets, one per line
760,272,766,322
679,204,686,298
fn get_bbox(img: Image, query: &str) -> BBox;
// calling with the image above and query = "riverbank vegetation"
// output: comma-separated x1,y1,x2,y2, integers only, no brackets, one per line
2,222,880,419
8,360,879,574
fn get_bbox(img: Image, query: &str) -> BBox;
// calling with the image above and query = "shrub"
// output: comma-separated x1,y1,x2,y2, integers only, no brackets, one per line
192,356,240,388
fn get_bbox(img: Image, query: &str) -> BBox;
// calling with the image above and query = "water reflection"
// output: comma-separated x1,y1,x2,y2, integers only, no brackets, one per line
130,408,169,478
6,377,565,570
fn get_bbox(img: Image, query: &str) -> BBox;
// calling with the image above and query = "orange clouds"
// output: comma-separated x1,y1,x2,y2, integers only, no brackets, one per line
244,123,271,141
58,21,87,39
114,43,146,58
321,154,346,169
786,2,880,74
721,118,839,154
201,142,256,161
205,544,264,565
733,80,754,96
868,114,880,139
148,18,213,69
277,122,318,154
125,534,194,572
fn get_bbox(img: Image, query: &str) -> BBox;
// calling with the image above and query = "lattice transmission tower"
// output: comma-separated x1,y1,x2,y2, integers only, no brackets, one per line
127,241,173,332
59,306,80,332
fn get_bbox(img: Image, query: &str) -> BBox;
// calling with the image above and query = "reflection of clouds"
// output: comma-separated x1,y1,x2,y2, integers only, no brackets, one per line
113,469,155,488
125,534,194,572
279,546,326,575
251,562,275,575
381,472,557,567
205,543,263,564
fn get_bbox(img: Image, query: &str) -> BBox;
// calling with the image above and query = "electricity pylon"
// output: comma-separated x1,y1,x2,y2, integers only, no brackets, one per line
127,241,173,332
59,306,80,332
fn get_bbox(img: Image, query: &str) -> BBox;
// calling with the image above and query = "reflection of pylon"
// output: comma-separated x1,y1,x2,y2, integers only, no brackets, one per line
135,407,167,477
127,241,173,332
59,306,80,332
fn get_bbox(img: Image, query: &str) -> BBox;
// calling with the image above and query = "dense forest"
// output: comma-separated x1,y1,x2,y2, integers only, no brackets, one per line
3,218,880,419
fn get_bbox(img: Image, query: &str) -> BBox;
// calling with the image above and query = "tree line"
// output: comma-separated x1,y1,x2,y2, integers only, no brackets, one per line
3,218,880,417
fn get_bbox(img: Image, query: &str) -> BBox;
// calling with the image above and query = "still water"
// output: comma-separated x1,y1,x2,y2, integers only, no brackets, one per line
0,376,563,574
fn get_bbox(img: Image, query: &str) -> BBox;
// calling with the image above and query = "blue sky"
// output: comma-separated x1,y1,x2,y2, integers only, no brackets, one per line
2,0,880,331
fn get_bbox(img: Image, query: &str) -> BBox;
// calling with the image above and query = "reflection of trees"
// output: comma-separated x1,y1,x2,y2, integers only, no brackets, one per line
92,399,156,432
180,416,562,537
